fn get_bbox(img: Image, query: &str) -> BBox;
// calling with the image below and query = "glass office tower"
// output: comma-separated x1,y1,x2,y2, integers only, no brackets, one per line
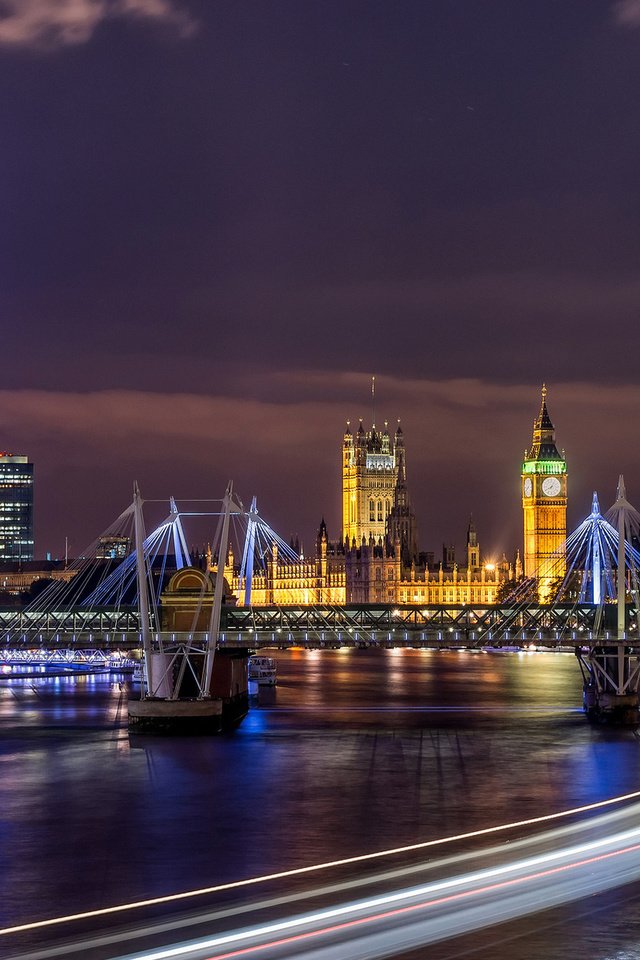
0,453,34,561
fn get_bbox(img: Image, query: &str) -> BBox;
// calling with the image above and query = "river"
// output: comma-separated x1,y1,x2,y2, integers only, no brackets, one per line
1,648,640,959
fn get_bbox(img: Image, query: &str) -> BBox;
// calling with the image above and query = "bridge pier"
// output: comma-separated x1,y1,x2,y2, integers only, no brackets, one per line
576,643,640,726
128,648,249,733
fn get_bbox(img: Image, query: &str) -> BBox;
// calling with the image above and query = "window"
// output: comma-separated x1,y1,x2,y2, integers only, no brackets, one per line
369,500,375,522
377,501,383,522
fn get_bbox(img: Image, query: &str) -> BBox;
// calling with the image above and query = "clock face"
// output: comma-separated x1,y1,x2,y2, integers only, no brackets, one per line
541,476,562,498
523,477,532,498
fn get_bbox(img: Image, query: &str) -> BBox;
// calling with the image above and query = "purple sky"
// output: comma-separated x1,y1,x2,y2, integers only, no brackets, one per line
2,1,640,559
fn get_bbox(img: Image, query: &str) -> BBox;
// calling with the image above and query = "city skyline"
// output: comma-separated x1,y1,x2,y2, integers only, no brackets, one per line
2,2,640,555
2,378,639,563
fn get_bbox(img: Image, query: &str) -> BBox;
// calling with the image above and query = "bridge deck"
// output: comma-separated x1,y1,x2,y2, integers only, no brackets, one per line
0,603,637,652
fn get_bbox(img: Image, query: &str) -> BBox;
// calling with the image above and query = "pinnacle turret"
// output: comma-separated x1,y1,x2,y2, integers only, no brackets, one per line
526,384,562,461
467,515,477,546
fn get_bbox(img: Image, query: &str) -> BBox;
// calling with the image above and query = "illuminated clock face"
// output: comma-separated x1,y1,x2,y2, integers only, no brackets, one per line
523,478,532,498
542,476,562,498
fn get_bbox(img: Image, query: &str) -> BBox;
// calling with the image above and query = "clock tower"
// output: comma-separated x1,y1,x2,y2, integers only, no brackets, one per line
522,385,567,601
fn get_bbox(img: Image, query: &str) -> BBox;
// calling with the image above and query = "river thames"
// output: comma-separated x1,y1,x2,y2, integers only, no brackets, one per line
2,648,640,959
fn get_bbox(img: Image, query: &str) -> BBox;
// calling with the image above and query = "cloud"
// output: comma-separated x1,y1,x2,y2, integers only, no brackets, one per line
614,0,640,27
1,376,640,560
0,0,196,49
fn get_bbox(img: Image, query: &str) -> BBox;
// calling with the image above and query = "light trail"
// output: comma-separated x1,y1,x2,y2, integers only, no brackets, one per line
117,829,640,960
12,801,640,960
198,844,640,960
23,801,640,960
4,789,640,939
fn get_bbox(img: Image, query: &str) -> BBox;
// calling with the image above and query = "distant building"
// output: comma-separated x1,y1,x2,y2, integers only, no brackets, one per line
342,419,417,557
224,521,346,606
96,536,131,559
341,420,509,604
0,559,76,595
343,522,509,605
0,452,34,561
211,419,514,607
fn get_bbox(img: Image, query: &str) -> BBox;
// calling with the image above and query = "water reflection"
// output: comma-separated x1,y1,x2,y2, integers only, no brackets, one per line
1,651,640,960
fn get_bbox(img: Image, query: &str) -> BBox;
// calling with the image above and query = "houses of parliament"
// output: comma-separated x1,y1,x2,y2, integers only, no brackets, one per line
223,386,567,606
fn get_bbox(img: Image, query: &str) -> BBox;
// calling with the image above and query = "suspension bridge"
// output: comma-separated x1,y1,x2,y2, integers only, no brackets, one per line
1,477,640,727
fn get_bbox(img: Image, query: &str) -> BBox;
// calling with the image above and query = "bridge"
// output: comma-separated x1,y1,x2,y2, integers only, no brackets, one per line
2,478,640,727
0,601,635,654
220,600,631,648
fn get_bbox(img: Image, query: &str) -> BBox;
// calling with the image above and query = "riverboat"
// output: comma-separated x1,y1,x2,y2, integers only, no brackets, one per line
248,655,277,686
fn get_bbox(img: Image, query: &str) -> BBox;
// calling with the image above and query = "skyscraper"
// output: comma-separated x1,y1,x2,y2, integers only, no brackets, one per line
0,452,34,561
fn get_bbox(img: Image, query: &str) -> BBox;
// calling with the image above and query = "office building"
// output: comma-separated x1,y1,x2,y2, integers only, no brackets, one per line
0,452,34,561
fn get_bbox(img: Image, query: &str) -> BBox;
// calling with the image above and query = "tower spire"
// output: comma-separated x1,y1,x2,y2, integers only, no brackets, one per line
528,383,558,459
617,474,627,504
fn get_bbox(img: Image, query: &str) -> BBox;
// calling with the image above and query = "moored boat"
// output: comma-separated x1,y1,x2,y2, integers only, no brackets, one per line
248,655,277,686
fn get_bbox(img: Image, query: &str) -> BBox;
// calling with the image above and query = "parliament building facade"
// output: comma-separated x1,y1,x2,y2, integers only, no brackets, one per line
220,388,569,606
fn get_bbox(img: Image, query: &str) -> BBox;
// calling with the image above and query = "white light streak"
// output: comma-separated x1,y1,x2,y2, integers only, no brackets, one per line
119,829,640,960
3,789,640,939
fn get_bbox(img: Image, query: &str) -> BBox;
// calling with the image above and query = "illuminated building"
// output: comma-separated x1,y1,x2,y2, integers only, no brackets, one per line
343,420,406,546
343,418,419,564
341,420,510,603
344,521,511,605
225,521,347,605
96,536,130,559
521,385,568,601
0,452,34,561
0,560,76,595
219,420,513,606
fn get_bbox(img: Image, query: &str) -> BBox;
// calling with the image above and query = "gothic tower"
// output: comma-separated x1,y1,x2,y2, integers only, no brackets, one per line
386,423,418,565
342,419,399,546
467,516,480,571
522,385,568,601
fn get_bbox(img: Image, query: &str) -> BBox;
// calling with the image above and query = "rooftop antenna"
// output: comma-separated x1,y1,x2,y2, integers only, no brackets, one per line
371,375,376,428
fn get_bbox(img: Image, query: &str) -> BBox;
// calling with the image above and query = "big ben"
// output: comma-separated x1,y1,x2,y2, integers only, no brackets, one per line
522,385,567,602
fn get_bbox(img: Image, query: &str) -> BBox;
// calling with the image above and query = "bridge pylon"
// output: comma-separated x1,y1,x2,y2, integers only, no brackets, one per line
576,477,640,726
127,482,250,733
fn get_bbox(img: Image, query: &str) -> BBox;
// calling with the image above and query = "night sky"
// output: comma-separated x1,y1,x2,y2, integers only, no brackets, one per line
2,0,640,561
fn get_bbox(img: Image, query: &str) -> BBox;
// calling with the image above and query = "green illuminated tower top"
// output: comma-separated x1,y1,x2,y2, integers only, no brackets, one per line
522,384,567,476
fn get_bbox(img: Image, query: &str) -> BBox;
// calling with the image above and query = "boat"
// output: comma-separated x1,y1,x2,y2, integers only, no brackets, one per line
248,655,277,686
131,662,145,684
